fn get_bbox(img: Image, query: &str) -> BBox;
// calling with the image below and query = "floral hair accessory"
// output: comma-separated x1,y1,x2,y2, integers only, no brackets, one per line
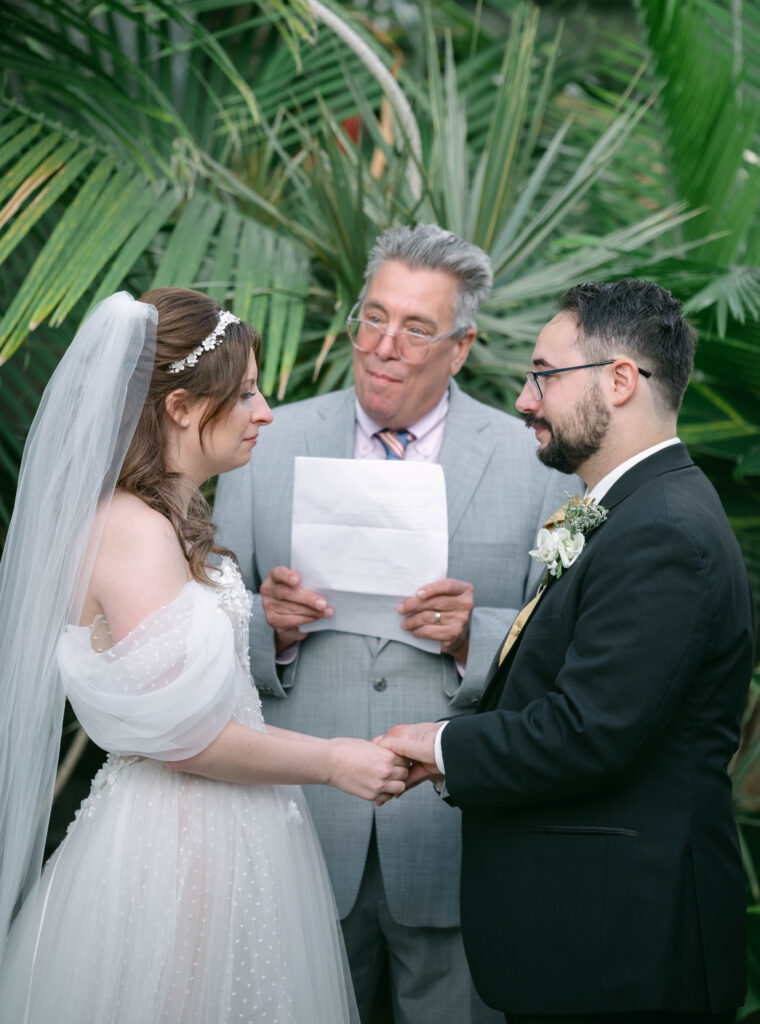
529,494,607,579
167,309,240,374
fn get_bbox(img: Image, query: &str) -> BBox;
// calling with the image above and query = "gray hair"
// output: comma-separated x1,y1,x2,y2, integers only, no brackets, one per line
359,224,493,332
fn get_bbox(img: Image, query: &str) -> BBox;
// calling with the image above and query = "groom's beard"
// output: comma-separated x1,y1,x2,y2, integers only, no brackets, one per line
525,382,610,475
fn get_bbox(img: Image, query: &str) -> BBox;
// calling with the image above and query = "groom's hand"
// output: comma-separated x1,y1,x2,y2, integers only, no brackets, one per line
260,566,334,654
376,722,444,792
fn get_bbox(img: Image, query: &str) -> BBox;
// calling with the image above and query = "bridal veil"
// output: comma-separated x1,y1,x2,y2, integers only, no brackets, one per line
0,293,156,958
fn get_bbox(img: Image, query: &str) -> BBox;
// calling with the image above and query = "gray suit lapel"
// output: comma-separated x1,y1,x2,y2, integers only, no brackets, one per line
271,389,355,567
374,380,496,657
298,389,379,654
439,379,497,541
304,389,355,460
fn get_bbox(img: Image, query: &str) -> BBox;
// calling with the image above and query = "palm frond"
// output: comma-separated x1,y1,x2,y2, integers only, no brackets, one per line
638,0,760,265
0,100,311,399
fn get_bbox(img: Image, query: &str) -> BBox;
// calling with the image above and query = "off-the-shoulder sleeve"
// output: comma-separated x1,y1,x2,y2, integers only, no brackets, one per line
58,583,239,759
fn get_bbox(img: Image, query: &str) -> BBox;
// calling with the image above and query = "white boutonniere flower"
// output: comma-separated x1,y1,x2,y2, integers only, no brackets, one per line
529,495,608,579
530,526,584,577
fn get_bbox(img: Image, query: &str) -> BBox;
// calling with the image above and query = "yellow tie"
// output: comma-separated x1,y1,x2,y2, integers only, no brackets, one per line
498,580,547,664
496,498,582,666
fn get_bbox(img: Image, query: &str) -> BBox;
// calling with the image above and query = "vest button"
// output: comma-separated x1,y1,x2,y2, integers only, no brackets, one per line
372,677,387,692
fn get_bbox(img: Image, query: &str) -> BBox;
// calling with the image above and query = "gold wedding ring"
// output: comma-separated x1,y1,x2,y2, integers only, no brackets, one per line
433,610,442,625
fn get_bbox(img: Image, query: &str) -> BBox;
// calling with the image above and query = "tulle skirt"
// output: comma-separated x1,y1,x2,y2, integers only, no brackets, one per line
0,755,358,1023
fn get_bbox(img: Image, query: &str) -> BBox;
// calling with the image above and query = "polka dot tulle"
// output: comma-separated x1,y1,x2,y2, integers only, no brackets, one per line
0,559,358,1023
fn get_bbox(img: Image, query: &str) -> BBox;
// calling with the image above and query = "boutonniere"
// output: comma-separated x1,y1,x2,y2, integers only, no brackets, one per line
529,495,608,580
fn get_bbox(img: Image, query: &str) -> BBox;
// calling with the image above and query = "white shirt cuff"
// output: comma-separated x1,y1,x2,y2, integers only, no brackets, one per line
434,721,448,775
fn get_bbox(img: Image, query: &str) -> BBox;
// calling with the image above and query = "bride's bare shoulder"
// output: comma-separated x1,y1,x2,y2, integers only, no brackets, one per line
99,490,186,569
85,491,191,637
102,490,178,544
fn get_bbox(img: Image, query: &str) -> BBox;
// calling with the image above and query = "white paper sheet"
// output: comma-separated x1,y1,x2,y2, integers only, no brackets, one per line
291,457,448,653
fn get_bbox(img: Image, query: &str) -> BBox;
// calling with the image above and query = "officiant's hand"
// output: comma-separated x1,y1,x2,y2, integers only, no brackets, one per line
376,722,444,792
261,566,334,654
397,578,474,661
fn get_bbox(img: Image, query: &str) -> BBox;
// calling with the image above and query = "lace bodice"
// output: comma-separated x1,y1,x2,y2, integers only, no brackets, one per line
211,556,254,672
58,557,264,759
212,557,263,732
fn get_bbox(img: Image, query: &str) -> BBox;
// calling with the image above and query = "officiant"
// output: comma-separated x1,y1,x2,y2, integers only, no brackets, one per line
214,224,572,1024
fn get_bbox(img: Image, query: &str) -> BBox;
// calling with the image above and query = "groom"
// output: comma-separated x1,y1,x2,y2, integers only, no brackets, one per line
381,279,756,1023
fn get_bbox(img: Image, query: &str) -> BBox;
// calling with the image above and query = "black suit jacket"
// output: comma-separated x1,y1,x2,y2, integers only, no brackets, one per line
442,444,756,1015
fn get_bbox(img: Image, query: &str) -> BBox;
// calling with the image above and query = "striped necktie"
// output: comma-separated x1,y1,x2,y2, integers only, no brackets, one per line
374,429,416,460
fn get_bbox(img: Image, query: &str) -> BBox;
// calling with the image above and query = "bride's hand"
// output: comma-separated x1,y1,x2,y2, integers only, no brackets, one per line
325,738,408,803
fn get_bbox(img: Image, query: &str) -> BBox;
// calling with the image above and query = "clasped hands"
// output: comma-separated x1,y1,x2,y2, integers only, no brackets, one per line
373,722,444,803
325,723,443,808
330,723,442,807
261,565,473,660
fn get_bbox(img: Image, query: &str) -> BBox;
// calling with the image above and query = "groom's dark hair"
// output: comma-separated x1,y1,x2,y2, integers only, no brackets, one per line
559,278,695,413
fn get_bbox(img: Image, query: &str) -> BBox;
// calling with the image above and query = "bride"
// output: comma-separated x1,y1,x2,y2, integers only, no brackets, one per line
0,287,407,1022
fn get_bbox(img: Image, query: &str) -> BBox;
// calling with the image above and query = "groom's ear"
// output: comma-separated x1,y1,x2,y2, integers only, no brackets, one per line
164,389,193,429
608,358,639,407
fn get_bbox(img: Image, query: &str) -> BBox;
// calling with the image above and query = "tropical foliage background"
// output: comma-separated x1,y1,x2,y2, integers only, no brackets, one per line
1,0,759,1014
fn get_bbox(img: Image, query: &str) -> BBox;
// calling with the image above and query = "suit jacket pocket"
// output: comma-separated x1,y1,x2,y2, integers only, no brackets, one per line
532,824,639,838
524,612,565,639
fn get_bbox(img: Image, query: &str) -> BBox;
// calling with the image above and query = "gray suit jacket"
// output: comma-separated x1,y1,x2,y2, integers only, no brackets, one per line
214,379,575,925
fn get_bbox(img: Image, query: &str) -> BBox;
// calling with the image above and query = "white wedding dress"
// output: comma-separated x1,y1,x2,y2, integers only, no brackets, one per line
0,558,358,1023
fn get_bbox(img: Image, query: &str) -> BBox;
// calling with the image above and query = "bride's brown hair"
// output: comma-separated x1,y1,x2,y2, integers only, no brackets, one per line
118,287,262,585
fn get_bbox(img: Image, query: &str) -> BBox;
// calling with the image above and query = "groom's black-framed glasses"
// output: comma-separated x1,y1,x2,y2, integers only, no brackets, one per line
525,359,652,401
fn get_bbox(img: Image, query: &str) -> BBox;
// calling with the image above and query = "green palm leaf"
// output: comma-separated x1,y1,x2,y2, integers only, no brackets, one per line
638,0,760,266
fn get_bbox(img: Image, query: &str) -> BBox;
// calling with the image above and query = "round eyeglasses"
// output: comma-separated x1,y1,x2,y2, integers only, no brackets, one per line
346,302,463,365
525,360,652,400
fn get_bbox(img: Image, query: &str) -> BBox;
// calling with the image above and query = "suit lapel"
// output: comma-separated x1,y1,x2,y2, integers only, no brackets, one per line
476,442,695,713
600,442,693,511
376,379,496,656
293,389,381,653
439,379,497,541
273,389,355,565
304,389,355,460
478,574,551,711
